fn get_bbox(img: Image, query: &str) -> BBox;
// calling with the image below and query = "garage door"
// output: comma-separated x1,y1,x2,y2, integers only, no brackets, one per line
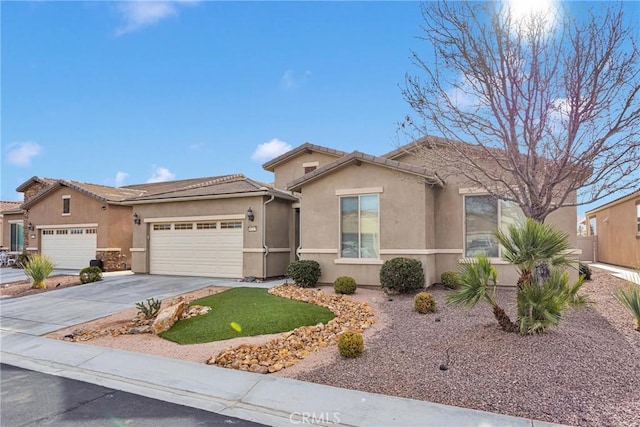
41,228,97,269
150,220,243,278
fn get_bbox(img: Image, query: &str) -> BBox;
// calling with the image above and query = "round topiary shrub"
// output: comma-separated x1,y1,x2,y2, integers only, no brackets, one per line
414,291,437,314
379,257,425,294
334,276,357,294
287,260,321,288
441,271,461,289
79,266,103,284
337,331,364,358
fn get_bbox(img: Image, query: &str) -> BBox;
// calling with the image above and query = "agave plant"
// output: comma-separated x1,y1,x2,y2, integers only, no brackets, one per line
616,266,640,331
495,218,574,289
448,255,517,332
23,254,55,289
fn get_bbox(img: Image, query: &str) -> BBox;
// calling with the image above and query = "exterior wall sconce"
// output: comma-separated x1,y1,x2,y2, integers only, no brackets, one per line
247,207,255,222
27,222,34,231
133,213,141,225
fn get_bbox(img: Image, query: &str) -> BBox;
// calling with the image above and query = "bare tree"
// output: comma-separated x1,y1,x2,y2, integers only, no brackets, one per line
401,1,639,222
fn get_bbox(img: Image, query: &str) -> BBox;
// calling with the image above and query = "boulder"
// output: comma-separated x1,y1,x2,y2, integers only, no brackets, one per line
152,301,187,334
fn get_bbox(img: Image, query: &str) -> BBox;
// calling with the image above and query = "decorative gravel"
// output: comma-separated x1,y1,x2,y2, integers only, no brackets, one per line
292,268,640,426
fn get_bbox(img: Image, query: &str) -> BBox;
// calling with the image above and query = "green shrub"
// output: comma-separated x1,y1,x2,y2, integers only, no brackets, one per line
615,286,640,331
287,260,321,288
23,254,55,289
414,291,437,313
79,266,103,284
578,263,592,281
379,257,425,294
337,331,364,358
334,276,357,294
136,297,162,319
441,271,461,289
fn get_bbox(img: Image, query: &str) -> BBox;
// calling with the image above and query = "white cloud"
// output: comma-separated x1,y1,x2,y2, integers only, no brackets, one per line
147,165,176,183
281,69,312,90
114,171,129,187
114,1,198,36
5,141,42,167
251,138,292,162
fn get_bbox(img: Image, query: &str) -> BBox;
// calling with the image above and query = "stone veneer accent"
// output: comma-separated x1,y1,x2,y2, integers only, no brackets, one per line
95,250,125,272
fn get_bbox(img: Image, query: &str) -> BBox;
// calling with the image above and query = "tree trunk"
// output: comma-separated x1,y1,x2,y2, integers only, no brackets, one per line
492,305,517,333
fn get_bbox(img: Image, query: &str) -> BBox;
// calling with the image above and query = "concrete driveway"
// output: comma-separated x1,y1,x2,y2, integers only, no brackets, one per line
0,273,235,336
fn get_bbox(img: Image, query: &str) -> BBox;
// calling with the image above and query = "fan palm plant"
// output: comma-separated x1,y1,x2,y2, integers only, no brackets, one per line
447,255,517,332
495,218,574,289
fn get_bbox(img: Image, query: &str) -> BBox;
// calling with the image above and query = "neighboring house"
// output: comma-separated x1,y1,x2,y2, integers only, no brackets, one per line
270,140,577,287
0,201,24,252
124,174,296,279
16,177,142,270
586,190,640,269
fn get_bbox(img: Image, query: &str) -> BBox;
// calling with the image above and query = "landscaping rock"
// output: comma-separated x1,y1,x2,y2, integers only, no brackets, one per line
152,301,187,334
208,284,376,374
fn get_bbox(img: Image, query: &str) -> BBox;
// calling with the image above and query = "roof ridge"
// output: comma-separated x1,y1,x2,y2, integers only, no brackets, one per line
178,174,245,191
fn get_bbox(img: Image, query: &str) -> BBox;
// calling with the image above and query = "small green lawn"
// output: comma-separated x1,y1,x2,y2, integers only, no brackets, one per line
160,287,335,344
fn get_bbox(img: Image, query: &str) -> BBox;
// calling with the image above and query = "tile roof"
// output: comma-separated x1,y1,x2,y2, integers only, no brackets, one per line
262,142,347,171
286,151,443,191
585,189,640,215
0,201,23,214
381,135,451,160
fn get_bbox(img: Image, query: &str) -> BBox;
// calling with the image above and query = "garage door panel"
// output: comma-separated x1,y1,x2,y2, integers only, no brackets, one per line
41,229,97,270
150,224,243,278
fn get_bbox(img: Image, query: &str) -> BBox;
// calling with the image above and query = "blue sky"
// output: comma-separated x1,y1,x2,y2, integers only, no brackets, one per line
1,1,637,221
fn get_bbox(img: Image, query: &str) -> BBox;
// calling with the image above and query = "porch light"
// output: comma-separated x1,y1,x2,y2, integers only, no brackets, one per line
247,207,255,222
27,222,34,231
133,213,141,225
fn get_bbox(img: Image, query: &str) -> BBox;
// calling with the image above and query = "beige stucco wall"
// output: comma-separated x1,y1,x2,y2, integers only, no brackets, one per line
588,195,640,268
130,195,293,278
24,186,132,256
297,162,438,286
273,152,341,189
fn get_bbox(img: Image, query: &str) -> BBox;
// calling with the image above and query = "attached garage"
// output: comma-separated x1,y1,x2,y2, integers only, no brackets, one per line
41,227,97,269
149,220,243,278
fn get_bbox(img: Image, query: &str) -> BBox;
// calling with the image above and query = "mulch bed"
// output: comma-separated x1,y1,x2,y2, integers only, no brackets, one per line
0,273,82,298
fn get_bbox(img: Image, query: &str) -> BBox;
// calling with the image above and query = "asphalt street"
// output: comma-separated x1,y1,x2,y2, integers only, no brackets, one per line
0,364,264,427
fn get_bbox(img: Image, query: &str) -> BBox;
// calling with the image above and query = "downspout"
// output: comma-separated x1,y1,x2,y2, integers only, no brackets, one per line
263,194,276,279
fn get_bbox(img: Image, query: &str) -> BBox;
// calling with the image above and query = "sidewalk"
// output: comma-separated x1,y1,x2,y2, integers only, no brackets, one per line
1,273,563,427
589,263,640,285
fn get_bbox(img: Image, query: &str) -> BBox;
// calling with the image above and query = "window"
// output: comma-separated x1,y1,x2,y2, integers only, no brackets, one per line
220,221,242,229
340,194,379,258
153,224,171,231
70,228,83,234
464,195,525,257
174,223,193,230
10,223,24,252
588,217,597,236
86,228,97,234
42,230,54,235
196,222,217,229
62,196,70,214
56,229,68,235
636,202,640,235
303,162,319,174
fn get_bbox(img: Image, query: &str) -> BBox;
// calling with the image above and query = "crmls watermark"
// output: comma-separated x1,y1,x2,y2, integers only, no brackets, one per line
289,412,341,425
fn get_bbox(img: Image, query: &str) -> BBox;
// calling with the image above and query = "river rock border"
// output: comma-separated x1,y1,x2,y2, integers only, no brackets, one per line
208,284,376,374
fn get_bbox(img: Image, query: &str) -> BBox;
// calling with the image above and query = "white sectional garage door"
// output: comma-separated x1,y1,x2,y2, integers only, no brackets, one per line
150,220,243,278
41,228,97,269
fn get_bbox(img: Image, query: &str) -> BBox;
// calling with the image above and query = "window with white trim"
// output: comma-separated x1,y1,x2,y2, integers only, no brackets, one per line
86,228,97,234
70,228,83,234
464,195,525,257
174,223,193,230
196,222,216,229
220,221,242,229
636,202,639,235
42,230,54,235
62,196,70,214
340,194,379,258
10,223,24,252
153,224,171,231
56,229,68,235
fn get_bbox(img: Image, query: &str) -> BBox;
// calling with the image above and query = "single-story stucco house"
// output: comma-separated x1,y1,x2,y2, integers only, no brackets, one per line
586,189,640,269
6,138,578,286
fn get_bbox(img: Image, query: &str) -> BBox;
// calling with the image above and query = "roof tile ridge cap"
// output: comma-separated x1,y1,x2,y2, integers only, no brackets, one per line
176,174,244,191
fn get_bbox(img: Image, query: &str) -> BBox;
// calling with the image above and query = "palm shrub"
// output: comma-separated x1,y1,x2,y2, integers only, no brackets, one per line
495,218,574,289
447,255,517,332
615,286,640,331
517,271,588,335
23,254,55,289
